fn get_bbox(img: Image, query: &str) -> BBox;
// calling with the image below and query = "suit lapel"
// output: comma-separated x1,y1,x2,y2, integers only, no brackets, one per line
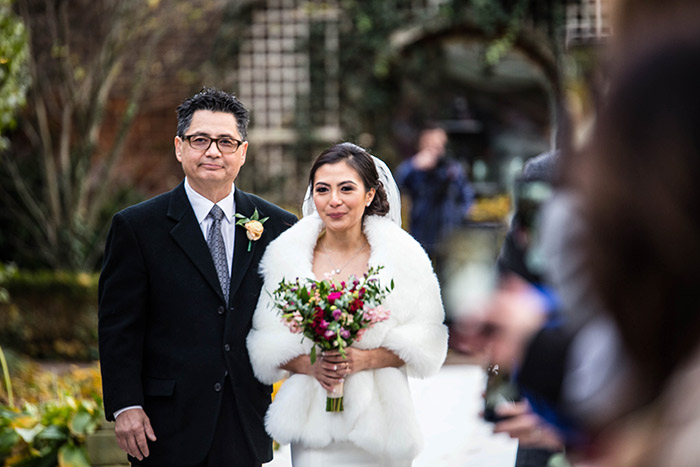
168,182,226,302
230,189,258,302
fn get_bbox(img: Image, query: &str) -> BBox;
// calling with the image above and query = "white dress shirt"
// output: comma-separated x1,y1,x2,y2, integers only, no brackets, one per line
183,178,236,274
114,178,237,420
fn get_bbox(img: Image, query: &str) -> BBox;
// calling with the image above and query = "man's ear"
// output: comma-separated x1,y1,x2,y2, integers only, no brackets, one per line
238,141,249,165
174,136,183,162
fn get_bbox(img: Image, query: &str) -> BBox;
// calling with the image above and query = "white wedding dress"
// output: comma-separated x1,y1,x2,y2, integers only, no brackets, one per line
291,441,412,467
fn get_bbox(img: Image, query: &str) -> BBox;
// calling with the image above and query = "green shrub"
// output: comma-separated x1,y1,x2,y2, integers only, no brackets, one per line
0,269,98,361
0,350,103,467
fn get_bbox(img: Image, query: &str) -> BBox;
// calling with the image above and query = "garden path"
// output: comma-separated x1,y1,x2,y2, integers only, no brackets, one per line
264,356,518,466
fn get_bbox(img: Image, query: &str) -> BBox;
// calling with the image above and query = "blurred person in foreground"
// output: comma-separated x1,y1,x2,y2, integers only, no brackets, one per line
575,33,700,466
480,31,700,467
98,88,297,466
491,150,568,467
395,125,474,260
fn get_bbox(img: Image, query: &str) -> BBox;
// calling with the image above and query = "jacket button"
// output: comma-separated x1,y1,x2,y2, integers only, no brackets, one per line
214,382,222,392
217,306,225,315
224,344,231,352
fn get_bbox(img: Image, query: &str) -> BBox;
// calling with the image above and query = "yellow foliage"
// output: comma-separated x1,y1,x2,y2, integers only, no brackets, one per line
9,414,37,429
2,360,102,407
271,379,285,401
467,195,512,223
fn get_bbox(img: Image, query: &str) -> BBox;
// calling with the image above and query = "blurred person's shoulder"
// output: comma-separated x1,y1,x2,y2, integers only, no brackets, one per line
522,150,559,183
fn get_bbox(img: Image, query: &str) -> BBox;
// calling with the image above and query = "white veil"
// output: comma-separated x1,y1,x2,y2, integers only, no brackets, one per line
302,155,402,226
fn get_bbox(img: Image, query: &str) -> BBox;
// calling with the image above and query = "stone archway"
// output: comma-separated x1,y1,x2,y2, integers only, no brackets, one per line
383,18,559,193
379,16,562,324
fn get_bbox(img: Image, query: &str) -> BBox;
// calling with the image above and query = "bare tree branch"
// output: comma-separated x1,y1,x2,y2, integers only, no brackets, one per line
2,158,50,239
5,0,222,270
84,30,162,230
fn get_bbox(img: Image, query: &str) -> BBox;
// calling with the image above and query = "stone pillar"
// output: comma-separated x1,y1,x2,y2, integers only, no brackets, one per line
86,422,129,467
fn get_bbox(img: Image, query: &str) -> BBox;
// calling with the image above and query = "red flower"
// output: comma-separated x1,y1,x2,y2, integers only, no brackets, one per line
349,298,364,313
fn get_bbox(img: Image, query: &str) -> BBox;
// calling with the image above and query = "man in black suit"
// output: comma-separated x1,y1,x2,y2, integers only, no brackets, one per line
98,88,297,466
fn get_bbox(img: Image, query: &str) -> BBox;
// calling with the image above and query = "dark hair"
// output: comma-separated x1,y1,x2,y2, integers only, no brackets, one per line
308,142,390,218
581,37,700,396
176,87,249,140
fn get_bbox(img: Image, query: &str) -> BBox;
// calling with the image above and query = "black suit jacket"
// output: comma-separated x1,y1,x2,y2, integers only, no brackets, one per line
98,182,297,466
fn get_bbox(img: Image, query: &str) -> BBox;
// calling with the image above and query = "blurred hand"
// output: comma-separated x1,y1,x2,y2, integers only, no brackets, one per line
114,408,156,461
493,401,564,450
412,147,442,170
481,275,547,370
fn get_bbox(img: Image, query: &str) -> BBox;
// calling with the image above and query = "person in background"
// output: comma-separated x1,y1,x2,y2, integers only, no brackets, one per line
395,125,474,259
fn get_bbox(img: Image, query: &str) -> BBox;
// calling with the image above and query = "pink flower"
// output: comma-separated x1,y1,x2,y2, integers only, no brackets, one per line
332,308,342,320
327,291,343,304
281,315,303,334
339,328,351,339
324,330,336,340
367,305,390,323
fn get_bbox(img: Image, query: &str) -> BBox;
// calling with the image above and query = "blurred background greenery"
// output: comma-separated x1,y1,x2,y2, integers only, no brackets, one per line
0,0,602,273
0,0,607,463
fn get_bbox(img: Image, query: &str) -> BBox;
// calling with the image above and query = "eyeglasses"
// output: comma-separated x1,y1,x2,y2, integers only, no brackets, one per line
183,134,244,154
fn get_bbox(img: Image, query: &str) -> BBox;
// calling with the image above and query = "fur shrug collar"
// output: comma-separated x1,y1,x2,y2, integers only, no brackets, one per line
259,213,414,286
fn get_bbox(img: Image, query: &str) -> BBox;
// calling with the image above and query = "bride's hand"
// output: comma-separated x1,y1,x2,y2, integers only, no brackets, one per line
281,354,344,391
323,347,404,375
322,348,368,377
308,354,346,392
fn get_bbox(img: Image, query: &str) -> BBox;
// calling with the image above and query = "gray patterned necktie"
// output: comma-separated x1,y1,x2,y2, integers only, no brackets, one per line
206,205,229,302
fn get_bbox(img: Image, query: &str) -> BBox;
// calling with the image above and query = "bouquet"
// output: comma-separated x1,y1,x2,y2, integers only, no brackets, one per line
271,265,394,411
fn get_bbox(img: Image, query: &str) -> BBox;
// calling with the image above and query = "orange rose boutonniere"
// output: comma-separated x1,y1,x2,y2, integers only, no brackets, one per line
235,208,269,251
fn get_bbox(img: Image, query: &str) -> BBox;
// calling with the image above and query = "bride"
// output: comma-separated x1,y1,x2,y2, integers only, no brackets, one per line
247,142,448,466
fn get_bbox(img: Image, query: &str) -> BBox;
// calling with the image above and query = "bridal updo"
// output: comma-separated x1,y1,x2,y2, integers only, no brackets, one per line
308,142,390,218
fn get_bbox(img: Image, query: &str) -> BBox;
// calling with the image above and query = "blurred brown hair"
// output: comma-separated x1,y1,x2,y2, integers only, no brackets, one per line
580,33,700,397
610,0,700,64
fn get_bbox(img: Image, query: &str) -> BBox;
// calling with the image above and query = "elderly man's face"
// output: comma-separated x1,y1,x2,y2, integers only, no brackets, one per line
174,110,248,197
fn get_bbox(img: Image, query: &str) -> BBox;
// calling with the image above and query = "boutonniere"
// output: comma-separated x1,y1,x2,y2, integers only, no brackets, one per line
235,208,269,251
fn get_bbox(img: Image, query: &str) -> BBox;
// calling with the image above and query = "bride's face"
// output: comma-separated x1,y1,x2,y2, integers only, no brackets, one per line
312,161,375,234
